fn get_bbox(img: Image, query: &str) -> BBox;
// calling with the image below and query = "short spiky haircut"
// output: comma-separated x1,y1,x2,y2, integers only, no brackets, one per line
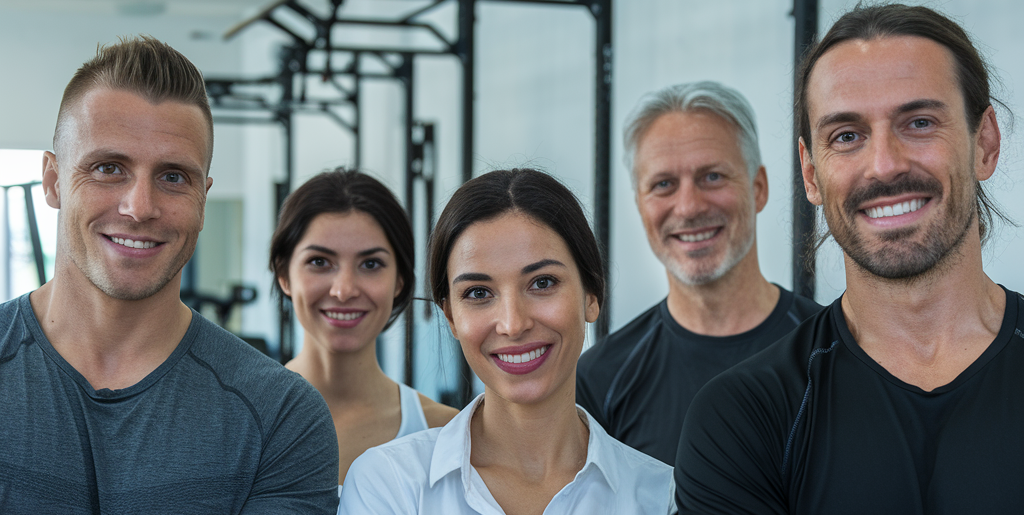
53,35,213,169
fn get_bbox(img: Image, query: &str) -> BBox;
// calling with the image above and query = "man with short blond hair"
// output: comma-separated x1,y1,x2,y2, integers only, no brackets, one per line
0,36,338,513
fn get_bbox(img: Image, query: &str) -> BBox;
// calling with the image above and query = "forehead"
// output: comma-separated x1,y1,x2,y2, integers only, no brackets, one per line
60,88,210,173
806,36,961,127
448,213,574,273
298,211,391,251
634,111,745,174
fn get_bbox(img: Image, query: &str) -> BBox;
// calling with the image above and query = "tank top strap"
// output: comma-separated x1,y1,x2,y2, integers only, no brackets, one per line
395,382,430,438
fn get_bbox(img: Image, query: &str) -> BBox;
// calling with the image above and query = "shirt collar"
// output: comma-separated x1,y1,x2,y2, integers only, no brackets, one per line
428,394,621,493
578,404,619,493
428,393,481,487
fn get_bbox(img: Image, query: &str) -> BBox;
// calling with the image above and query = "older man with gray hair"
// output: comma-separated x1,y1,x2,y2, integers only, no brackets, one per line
576,81,821,464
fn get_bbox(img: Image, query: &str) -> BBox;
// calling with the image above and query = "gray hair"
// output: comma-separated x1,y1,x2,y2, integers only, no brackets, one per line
623,81,762,187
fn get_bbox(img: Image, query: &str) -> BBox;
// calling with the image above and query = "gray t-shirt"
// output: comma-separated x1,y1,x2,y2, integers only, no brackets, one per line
0,294,339,514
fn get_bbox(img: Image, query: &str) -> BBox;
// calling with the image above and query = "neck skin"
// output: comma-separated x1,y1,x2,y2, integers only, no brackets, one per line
841,226,1004,392
29,255,193,391
665,241,779,336
286,332,395,408
471,377,588,485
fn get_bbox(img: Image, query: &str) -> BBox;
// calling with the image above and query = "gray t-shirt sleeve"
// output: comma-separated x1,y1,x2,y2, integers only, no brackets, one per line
240,383,339,513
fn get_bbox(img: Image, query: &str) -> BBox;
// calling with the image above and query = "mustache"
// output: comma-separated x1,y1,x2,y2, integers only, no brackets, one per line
842,175,943,215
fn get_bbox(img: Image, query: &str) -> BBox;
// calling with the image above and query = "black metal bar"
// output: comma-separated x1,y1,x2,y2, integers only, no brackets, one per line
591,0,612,339
329,19,454,51
400,53,416,387
353,53,362,168
329,46,451,56
399,0,447,23
22,185,46,287
264,16,308,45
792,0,817,300
278,112,295,363
487,0,590,4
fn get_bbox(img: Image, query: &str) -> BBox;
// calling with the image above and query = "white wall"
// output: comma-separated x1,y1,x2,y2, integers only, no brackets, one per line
4,0,1023,396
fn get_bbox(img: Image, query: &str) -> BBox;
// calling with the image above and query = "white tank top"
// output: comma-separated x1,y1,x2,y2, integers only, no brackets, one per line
338,382,430,497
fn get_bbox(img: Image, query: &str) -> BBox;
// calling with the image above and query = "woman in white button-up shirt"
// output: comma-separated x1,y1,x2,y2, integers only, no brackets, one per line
339,169,675,514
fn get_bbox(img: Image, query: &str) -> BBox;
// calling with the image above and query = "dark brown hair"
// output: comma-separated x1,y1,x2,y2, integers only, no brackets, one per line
270,169,414,330
54,35,213,168
427,168,604,308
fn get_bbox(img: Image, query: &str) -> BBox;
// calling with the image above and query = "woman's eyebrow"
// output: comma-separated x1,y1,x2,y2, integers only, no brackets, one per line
357,247,390,257
453,272,491,284
522,259,565,274
301,244,336,256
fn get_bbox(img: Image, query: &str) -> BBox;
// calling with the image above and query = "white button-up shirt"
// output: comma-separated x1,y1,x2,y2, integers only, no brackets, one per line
339,394,676,514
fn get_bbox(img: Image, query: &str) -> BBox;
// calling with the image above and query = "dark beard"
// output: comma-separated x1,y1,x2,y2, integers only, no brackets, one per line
824,173,975,279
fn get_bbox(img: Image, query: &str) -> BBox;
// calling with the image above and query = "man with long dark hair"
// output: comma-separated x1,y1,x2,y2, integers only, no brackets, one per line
676,4,1022,513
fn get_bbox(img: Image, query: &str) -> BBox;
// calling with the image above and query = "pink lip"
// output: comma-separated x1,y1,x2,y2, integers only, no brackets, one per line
321,309,367,329
103,234,163,258
491,343,552,375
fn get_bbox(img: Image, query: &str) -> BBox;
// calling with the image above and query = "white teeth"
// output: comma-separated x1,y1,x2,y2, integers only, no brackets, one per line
865,199,925,219
111,237,156,249
676,229,717,243
324,311,362,321
497,346,548,364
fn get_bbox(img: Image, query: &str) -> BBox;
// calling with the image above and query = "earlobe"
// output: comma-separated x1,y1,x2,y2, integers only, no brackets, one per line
798,138,823,206
394,275,405,299
584,293,600,324
974,106,1000,181
277,275,291,297
442,299,459,339
753,166,769,213
42,152,61,209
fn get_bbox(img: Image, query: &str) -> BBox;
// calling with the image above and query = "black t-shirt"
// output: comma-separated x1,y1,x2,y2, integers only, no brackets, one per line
576,285,822,464
676,287,1024,515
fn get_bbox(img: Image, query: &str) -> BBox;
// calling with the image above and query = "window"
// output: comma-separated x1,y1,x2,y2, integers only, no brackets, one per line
1,149,57,302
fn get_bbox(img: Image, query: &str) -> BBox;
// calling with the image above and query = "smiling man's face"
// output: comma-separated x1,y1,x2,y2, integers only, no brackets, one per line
800,35,997,279
43,87,212,300
633,110,766,287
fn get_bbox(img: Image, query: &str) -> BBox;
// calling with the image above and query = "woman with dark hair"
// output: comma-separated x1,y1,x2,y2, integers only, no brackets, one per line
269,168,457,493
339,169,675,514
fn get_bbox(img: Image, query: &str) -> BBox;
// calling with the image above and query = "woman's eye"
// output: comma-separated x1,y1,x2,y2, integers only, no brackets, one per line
532,277,558,290
362,259,382,270
466,287,490,300
310,257,328,267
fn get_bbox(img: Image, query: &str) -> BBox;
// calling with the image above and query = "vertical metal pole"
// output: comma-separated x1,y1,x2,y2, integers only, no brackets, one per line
353,52,363,169
22,185,46,287
455,0,476,407
592,0,612,339
277,112,295,363
792,0,818,300
458,0,475,185
400,53,416,388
